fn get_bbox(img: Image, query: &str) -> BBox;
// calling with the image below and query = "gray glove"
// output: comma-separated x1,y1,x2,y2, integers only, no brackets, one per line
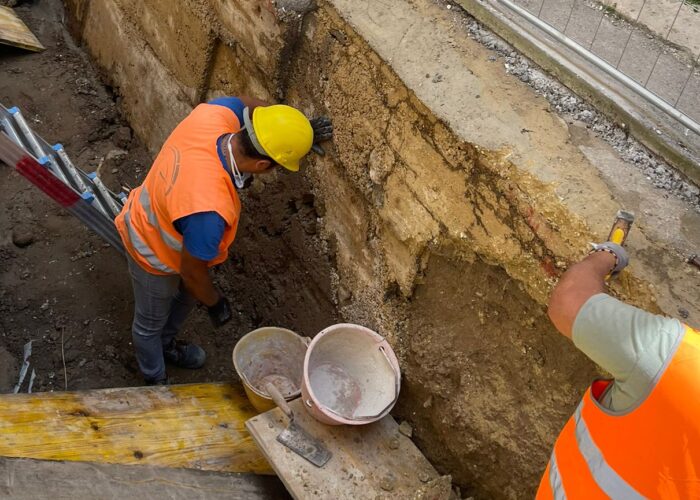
310,116,333,156
590,241,629,274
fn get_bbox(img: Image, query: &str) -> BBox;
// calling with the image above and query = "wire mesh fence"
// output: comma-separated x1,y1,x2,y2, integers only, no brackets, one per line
497,0,700,135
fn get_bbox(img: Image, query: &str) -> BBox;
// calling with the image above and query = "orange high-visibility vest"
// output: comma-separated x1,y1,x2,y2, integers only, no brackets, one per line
537,325,700,499
115,104,241,274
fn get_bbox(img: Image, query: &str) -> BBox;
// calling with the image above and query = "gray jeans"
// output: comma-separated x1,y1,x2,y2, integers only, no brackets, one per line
127,255,196,382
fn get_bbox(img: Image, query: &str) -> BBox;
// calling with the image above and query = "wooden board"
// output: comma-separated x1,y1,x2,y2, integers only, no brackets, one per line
0,6,44,52
246,400,452,500
0,383,272,475
0,457,289,499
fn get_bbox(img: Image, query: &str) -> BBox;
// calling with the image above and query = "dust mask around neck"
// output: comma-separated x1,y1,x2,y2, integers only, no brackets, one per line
226,133,251,189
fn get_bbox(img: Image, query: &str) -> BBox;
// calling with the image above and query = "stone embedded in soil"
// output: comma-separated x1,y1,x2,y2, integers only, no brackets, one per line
112,126,133,149
105,149,128,165
688,255,700,270
12,229,34,248
398,420,413,438
379,472,396,491
337,285,352,305
368,144,395,185
413,475,454,499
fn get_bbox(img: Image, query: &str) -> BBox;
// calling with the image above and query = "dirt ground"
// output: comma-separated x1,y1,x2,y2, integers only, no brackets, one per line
0,1,338,394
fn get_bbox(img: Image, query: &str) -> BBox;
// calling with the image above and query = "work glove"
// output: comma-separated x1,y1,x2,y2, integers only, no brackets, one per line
590,241,629,275
207,295,233,328
310,116,333,156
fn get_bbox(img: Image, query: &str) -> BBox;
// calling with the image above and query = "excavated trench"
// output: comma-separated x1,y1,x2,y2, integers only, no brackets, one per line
1,0,697,499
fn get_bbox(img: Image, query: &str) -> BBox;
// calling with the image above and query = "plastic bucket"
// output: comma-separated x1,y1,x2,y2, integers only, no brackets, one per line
301,323,401,425
233,327,310,413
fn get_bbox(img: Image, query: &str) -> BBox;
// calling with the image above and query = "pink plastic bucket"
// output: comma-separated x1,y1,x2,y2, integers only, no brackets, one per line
301,323,401,426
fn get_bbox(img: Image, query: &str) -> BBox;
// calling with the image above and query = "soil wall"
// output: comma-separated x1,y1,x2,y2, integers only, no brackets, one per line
63,0,700,497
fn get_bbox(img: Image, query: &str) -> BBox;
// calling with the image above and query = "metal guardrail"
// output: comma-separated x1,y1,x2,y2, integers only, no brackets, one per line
496,0,700,136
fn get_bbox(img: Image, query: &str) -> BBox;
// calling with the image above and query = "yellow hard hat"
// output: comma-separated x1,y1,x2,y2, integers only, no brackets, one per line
243,105,313,172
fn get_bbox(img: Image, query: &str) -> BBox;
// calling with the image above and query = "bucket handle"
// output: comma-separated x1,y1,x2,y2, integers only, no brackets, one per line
378,343,401,380
375,335,400,377
379,343,401,405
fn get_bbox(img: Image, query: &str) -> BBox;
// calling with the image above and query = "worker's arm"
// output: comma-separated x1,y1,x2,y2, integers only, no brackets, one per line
555,264,684,411
180,248,233,327
180,247,219,306
208,96,269,123
547,251,617,339
174,212,233,327
549,242,685,411
239,96,270,112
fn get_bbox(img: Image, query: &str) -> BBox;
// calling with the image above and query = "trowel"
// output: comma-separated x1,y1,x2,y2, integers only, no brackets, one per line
265,382,332,467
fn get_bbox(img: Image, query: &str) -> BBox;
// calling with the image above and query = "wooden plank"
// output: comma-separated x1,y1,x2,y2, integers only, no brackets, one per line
0,383,272,475
0,457,289,499
246,400,451,500
0,6,44,52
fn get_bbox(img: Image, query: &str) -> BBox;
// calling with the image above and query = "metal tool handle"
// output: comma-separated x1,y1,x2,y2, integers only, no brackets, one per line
265,382,294,421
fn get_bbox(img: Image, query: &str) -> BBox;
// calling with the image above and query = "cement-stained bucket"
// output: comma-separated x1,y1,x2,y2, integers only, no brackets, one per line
301,323,401,425
233,327,310,413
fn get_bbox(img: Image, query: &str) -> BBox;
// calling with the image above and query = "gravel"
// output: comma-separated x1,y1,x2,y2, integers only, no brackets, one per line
442,1,700,211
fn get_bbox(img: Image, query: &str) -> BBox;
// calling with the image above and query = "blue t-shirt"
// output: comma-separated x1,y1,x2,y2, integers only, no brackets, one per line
173,97,245,261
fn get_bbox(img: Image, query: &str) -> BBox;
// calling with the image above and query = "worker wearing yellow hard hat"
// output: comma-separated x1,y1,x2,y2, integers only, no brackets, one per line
244,104,314,172
114,96,332,385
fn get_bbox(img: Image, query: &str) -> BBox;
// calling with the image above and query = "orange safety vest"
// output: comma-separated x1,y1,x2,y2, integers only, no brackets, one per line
115,104,241,274
537,325,700,499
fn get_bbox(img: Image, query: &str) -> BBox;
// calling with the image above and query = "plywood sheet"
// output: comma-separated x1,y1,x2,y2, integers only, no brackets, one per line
246,399,451,500
0,457,289,499
0,6,44,52
0,383,272,474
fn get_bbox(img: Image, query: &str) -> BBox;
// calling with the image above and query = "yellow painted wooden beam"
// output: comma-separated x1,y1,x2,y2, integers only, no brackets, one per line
0,6,44,52
0,383,272,474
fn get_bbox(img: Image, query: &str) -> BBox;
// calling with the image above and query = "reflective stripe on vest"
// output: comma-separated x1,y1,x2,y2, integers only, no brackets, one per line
549,451,566,500
540,325,700,499
138,186,182,253
572,403,643,499
121,190,177,274
542,401,647,499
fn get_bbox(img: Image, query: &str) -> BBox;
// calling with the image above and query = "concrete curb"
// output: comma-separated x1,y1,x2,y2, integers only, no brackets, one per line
455,0,700,186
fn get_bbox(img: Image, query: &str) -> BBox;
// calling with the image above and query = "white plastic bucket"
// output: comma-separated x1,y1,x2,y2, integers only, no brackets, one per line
301,323,401,425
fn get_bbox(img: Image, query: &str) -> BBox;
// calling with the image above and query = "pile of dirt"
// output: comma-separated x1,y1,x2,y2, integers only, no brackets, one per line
0,1,337,394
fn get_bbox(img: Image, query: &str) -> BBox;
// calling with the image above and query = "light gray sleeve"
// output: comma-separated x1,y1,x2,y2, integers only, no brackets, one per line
571,294,684,410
